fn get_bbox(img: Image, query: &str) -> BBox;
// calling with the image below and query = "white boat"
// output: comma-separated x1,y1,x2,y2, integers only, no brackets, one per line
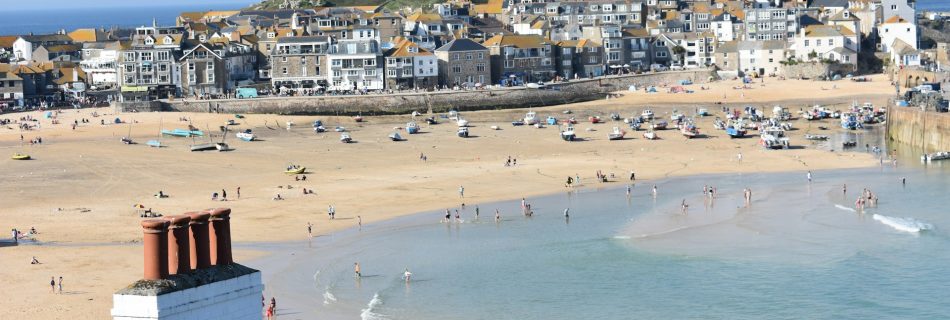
641,109,655,121
448,110,459,121
561,125,576,141
340,133,352,143
236,129,256,141
524,111,539,125
457,127,469,138
215,142,230,151
804,134,828,141
388,132,403,141
643,131,658,140
190,143,217,152
922,151,950,162
760,127,790,149
457,117,469,127
680,124,699,138
607,127,626,140
286,121,294,130
652,121,668,130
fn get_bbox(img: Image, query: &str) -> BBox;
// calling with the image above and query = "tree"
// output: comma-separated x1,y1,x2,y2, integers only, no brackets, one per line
672,45,686,65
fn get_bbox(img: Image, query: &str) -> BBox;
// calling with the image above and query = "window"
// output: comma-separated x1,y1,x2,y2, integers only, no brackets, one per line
125,65,134,72
207,71,214,83
505,60,514,68
158,64,167,72
125,76,134,84
206,63,213,71
348,70,360,76
282,57,288,62
816,39,822,46
587,47,597,53
365,69,376,76
890,4,897,9
145,37,154,45
388,69,397,77
476,63,485,72
125,52,136,61
829,39,834,46
453,53,460,60
364,59,375,66
159,75,167,83
188,62,195,71
157,51,169,61
588,56,597,63
768,58,774,63
188,73,195,83
452,64,462,73
466,53,473,60
141,64,152,73
656,40,666,47
804,40,809,47
387,58,397,65
282,67,288,74
362,80,372,87
333,70,342,77
563,48,572,55
656,51,667,58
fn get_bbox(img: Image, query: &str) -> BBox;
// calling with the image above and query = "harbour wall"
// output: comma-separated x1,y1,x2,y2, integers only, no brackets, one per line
886,106,950,152
117,70,715,115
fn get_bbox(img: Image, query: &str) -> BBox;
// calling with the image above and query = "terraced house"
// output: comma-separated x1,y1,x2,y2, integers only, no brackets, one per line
177,40,256,97
325,39,384,92
270,36,331,91
482,34,555,85
118,26,184,100
434,38,490,88
383,38,438,89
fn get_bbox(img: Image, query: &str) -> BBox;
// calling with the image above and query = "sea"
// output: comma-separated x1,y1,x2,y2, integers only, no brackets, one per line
246,134,950,319
1,0,949,36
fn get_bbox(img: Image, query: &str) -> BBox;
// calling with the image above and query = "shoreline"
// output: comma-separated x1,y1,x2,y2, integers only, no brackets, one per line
0,74,894,318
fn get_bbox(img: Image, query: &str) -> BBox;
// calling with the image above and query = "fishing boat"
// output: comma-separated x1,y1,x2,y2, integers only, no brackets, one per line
448,110,459,121
121,137,134,144
842,141,857,148
236,129,256,141
524,111,539,125
406,122,420,134
226,119,237,126
425,117,438,125
670,111,684,123
804,134,829,141
285,121,295,130
713,118,726,130
215,142,230,151
457,127,469,138
312,120,323,128
610,113,621,121
284,166,306,174
629,121,642,131
759,127,790,149
313,125,326,133
641,109,655,121
607,127,626,140
652,121,668,130
922,151,950,162
561,125,576,141
353,114,364,122
511,120,525,126
11,153,30,160
680,124,699,138
642,130,658,140
190,143,217,151
840,113,861,130
546,116,558,125
388,132,403,141
589,116,602,124
335,126,346,132
725,125,746,138
562,117,577,124
697,108,710,116
457,117,469,127
340,133,352,143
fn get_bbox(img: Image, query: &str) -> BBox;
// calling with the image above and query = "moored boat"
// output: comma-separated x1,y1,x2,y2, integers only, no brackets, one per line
284,166,306,174
652,121,668,130
922,151,950,162
457,127,470,138
804,134,829,141
524,112,539,125
388,132,403,141
589,116,602,124
340,133,352,143
236,129,256,141
561,125,576,141
642,131,658,140
607,127,626,140
11,153,30,160
406,122,420,134
680,124,699,138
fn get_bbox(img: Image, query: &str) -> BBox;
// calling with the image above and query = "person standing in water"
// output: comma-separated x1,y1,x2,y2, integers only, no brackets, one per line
843,184,847,195
652,185,658,198
354,263,361,279
404,268,412,282
495,209,500,222
307,222,313,238
475,206,480,219
626,185,632,196
357,216,362,230
563,208,570,218
807,171,812,182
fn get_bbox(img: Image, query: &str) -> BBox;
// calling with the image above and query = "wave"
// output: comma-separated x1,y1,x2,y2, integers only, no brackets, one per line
360,292,388,320
323,286,337,305
613,235,631,240
872,214,934,233
834,204,856,212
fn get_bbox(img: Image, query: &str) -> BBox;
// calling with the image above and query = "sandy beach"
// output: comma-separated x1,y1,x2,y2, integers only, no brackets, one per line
0,75,895,318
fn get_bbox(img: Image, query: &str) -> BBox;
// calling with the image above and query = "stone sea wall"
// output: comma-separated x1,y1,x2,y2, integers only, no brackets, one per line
886,106,950,153
118,70,716,115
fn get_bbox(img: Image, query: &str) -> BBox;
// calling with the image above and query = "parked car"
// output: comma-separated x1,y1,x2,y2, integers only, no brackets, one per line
670,63,684,71
650,64,669,72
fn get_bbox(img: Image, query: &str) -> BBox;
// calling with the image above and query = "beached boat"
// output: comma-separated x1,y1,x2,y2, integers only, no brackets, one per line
524,112,539,125
457,117,470,127
215,142,230,151
457,127,470,138
652,121,668,130
760,127,790,149
121,137,134,144
406,122,420,134
610,113,621,121
840,113,861,130
284,166,306,174
226,119,237,126
313,125,326,133
11,153,30,160
589,116,603,124
643,131,658,140
641,109,655,121
713,118,726,130
334,126,346,132
561,125,576,141
425,117,438,125
804,134,829,141
340,133,352,143
725,125,746,138
353,115,364,122
842,141,857,148
562,117,577,124
546,116,558,125
697,108,710,116
312,120,323,128
146,140,162,147
922,151,950,162
681,124,699,138
670,111,684,123
607,127,626,140
162,128,203,137
190,143,217,152
629,121,642,131
511,120,525,126
388,132,403,141
448,110,459,121
236,129,256,141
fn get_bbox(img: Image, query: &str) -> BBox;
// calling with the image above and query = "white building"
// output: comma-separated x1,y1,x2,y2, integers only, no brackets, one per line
878,16,917,53
882,0,915,24
80,41,121,87
792,25,859,65
711,13,738,42
326,40,384,92
384,38,438,89
737,40,787,76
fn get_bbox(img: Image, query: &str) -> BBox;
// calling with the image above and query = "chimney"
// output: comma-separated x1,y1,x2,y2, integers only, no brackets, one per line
205,208,233,266
141,219,170,280
186,211,212,270
165,215,192,275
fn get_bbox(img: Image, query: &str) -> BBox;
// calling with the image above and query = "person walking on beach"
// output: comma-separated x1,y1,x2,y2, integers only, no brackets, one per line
307,223,312,238
458,185,465,198
354,262,361,279
58,276,63,294
236,187,241,199
575,174,580,186
221,189,227,201
358,216,362,230
328,205,336,220
50,277,55,293
737,152,743,163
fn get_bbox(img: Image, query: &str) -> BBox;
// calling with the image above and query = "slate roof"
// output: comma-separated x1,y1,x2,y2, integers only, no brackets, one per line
435,38,488,52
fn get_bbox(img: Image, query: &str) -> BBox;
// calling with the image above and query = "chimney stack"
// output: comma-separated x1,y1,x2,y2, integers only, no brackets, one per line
205,208,233,266
164,215,192,275
187,212,212,270
141,219,170,280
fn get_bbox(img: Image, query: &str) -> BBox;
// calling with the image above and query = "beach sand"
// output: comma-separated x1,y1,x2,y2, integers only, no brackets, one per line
0,74,894,318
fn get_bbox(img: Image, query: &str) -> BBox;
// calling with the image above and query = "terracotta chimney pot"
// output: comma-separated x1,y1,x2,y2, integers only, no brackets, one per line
205,208,233,266
141,219,169,280
186,212,212,269
164,215,192,275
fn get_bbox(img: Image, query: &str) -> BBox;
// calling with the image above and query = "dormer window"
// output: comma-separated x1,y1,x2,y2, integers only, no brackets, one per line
198,35,206,41
408,46,417,53
267,32,276,38
145,37,154,45
164,37,172,44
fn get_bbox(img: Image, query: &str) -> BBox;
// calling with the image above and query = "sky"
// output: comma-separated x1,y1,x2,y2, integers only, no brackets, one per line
6,0,255,11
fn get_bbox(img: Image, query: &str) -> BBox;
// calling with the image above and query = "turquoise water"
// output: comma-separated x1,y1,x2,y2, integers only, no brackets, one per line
251,158,950,319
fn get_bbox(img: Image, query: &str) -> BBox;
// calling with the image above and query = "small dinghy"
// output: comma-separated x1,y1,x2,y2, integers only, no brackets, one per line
388,132,403,141
340,133,352,143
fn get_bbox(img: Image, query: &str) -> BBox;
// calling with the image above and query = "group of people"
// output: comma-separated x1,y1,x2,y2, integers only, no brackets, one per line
855,187,879,210
595,170,612,183
263,296,277,320
504,156,518,167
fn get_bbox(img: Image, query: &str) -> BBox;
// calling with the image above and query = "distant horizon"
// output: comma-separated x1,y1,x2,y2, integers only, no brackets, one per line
5,0,254,12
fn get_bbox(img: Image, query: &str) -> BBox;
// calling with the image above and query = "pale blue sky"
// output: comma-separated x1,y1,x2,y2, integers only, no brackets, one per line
8,0,254,11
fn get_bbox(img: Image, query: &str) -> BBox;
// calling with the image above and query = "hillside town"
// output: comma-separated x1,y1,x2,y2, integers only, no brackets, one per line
0,0,947,109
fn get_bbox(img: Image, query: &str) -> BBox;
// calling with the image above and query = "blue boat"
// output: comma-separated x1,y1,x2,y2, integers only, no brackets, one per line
546,116,558,125
406,122,420,134
726,126,746,138
161,129,204,137
146,140,163,147
236,129,255,141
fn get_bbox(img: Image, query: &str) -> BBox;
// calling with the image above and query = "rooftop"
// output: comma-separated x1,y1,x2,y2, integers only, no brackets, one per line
115,263,259,296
